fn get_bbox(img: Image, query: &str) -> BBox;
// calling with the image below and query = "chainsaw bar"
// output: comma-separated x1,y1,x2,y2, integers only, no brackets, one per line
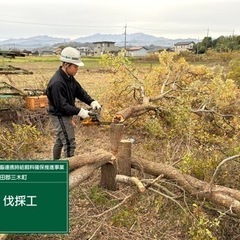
81,119,112,126
81,112,112,126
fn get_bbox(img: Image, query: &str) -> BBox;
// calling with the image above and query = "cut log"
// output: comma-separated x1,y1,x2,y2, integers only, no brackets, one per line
70,163,103,190
132,158,240,216
62,149,114,171
110,123,125,155
117,140,132,176
100,162,117,190
69,152,115,190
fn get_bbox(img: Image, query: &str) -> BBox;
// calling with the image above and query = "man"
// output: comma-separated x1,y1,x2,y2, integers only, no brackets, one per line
46,46,101,159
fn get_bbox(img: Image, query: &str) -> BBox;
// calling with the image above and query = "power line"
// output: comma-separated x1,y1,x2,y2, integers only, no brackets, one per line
0,19,123,28
128,26,238,35
0,18,238,35
0,18,238,38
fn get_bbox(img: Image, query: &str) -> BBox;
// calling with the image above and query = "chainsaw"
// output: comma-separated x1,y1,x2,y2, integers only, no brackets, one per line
81,112,112,126
81,111,124,126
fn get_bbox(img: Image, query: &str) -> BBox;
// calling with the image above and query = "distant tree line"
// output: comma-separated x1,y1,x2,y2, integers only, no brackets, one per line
193,35,240,54
0,50,25,58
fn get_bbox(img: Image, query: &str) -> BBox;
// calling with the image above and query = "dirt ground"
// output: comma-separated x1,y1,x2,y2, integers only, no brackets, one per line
5,114,240,240
7,123,180,240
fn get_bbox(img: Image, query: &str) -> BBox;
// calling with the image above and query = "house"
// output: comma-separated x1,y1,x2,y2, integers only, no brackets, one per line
21,49,32,56
126,47,148,57
93,41,119,56
174,41,195,52
40,50,55,56
53,47,62,55
77,47,93,56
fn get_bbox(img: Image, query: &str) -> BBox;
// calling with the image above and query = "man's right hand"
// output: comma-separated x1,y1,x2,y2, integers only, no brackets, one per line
78,108,90,119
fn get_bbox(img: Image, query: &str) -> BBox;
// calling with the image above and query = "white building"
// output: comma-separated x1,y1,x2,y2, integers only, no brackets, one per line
93,41,119,56
174,41,195,52
77,47,93,56
126,47,148,57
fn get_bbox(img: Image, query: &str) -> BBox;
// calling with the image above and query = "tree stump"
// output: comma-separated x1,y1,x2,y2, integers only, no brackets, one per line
117,139,132,176
100,123,124,190
110,123,125,155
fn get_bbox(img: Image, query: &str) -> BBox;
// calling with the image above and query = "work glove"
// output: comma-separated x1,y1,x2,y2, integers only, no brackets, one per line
90,100,101,111
78,108,90,119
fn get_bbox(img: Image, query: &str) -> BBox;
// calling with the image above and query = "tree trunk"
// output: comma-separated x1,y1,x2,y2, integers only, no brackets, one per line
116,104,157,121
100,123,124,190
70,162,103,190
117,140,132,176
63,149,114,171
132,158,240,216
69,152,114,190
68,152,240,216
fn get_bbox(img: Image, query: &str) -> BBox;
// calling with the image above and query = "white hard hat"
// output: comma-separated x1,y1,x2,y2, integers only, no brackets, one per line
60,47,84,67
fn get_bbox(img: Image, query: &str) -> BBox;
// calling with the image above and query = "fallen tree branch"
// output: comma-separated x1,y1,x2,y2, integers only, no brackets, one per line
116,104,159,121
88,217,106,240
210,154,240,185
93,174,167,218
132,158,240,216
142,179,179,198
148,187,187,213
144,174,164,189
116,174,145,192
92,193,134,218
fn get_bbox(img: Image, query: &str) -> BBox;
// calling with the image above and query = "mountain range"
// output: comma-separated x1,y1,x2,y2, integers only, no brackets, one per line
0,33,198,50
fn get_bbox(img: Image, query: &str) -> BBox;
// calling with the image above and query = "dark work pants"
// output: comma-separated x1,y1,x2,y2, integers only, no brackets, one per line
50,115,76,159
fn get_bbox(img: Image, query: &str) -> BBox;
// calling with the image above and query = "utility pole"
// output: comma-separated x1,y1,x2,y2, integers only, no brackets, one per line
197,37,199,55
124,24,127,56
205,28,209,51
206,28,209,37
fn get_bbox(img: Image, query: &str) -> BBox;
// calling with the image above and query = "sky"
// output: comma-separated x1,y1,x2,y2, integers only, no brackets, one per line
0,0,239,41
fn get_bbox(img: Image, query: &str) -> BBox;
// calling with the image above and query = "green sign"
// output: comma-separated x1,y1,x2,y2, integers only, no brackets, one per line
0,160,69,233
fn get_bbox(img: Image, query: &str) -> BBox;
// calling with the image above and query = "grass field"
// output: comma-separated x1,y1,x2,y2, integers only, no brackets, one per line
0,54,159,107
0,56,110,96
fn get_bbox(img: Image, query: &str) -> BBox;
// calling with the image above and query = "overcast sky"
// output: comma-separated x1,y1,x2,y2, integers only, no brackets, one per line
0,0,239,40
